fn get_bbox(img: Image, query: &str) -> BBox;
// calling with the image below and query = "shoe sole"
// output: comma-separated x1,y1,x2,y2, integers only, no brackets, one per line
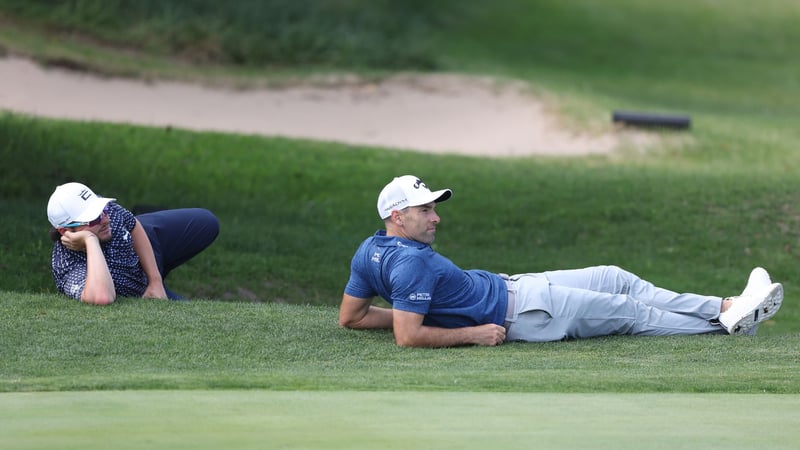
760,283,783,322
730,283,783,335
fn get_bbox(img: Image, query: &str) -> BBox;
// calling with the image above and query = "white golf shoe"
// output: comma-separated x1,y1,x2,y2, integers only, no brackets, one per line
719,282,783,335
740,267,782,322
736,267,772,334
742,267,771,296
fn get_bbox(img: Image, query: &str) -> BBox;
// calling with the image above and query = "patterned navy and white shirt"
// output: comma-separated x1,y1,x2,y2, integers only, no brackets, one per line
51,202,148,300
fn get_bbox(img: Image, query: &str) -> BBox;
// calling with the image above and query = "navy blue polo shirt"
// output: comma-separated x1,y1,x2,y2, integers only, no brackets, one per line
344,230,508,328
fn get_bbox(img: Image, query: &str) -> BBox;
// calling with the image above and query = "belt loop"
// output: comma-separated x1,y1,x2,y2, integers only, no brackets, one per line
503,278,516,328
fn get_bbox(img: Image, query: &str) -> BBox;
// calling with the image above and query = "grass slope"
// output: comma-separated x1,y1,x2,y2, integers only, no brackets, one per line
2,292,798,393
2,115,799,329
0,0,798,426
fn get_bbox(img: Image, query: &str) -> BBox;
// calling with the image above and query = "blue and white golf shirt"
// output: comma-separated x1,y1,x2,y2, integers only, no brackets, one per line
345,230,508,328
51,203,148,300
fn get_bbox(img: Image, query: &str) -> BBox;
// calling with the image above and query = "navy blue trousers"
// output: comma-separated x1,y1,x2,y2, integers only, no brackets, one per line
137,208,219,300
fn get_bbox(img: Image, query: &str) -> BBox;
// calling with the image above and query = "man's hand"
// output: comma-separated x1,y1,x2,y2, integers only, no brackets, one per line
143,283,168,300
67,231,115,305
60,229,98,252
471,323,507,346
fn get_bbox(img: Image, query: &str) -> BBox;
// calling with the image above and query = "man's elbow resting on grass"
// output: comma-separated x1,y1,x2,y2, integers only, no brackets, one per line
339,294,393,329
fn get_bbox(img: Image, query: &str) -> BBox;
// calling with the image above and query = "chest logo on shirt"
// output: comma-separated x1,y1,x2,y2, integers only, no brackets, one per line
371,252,381,263
409,292,431,302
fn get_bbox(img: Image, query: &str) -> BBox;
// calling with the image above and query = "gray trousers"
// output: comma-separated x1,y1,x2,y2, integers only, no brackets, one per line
504,265,725,342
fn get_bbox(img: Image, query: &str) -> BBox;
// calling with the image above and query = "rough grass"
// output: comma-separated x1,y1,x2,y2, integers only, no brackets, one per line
2,291,798,393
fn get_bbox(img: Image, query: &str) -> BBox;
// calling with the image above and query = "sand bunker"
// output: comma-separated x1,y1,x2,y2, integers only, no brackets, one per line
0,56,648,156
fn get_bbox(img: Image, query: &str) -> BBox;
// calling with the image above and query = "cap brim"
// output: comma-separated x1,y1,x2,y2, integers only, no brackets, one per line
409,189,452,208
71,197,115,223
433,189,452,204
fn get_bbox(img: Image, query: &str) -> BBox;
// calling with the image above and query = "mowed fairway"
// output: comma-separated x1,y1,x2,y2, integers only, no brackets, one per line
2,391,799,449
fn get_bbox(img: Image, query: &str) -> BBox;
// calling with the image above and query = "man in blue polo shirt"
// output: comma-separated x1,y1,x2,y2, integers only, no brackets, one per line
339,175,783,347
47,182,219,305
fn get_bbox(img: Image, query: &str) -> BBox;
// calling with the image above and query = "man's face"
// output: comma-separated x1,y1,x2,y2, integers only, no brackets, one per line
89,211,112,242
64,209,112,243
399,202,440,244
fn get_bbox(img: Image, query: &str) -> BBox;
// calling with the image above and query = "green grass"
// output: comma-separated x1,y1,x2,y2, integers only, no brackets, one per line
0,0,451,77
2,114,799,327
3,391,799,449
2,1,800,446
2,292,798,393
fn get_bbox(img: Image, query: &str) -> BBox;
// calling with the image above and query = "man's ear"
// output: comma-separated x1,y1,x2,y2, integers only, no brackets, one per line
391,210,404,226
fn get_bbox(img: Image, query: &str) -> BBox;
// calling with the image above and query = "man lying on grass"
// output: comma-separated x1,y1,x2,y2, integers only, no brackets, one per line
339,175,783,347
47,182,219,304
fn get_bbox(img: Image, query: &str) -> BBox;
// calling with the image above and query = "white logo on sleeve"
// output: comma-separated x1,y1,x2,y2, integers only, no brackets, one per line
409,292,431,302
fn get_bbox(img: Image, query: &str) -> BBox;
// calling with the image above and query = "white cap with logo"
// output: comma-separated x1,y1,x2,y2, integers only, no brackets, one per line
47,182,115,228
377,175,452,219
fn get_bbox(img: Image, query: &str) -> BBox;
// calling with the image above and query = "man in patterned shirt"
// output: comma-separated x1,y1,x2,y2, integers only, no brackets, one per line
47,182,219,305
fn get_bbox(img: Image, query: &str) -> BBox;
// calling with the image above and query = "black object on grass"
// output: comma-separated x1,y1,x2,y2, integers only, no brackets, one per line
612,110,691,130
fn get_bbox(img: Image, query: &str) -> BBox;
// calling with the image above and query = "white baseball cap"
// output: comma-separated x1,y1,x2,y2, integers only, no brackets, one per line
47,182,115,228
377,175,452,219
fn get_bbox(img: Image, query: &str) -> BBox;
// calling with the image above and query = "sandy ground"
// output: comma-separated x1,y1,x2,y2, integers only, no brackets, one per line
0,56,646,156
